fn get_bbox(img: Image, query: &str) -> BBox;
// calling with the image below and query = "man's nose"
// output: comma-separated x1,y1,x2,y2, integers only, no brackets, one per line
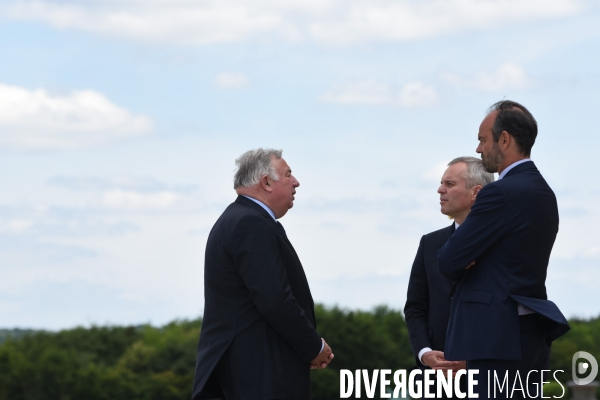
293,176,300,187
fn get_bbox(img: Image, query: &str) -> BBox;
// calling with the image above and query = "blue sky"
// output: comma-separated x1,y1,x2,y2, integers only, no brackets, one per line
1,0,599,329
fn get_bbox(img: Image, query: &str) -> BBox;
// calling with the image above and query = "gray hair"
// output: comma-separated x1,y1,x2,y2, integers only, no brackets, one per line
233,148,282,189
448,156,495,188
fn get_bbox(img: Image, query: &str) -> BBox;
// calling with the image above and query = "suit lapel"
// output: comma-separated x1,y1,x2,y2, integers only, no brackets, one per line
235,195,273,218
235,195,297,249
235,196,315,323
438,223,455,248
274,223,297,253
235,196,308,280
440,223,458,301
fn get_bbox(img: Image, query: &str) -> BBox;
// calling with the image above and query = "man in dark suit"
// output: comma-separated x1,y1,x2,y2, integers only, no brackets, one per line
438,101,570,398
192,148,333,400
404,157,493,396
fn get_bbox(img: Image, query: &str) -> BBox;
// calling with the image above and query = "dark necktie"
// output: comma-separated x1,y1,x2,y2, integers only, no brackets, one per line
276,221,288,239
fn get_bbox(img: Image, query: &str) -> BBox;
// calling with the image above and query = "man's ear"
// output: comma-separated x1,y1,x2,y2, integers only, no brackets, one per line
472,185,482,199
499,131,511,150
260,175,273,192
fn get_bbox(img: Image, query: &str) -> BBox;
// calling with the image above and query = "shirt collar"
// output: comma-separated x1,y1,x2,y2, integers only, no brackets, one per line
454,221,460,229
498,159,532,180
242,195,276,220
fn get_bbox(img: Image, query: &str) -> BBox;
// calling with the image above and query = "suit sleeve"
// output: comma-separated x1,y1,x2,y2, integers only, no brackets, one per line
231,215,322,364
404,236,431,365
438,183,509,281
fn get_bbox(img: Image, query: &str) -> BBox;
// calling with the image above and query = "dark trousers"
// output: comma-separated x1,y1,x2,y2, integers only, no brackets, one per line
467,314,551,399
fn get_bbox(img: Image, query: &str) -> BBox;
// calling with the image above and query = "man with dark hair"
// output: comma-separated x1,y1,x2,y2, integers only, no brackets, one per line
192,148,333,400
405,157,493,398
491,101,537,153
479,100,538,173
438,101,570,399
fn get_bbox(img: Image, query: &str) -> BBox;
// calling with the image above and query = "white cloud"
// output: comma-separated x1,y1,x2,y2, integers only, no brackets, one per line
2,219,35,234
308,0,582,45
102,190,182,210
0,0,583,46
2,0,292,45
0,83,153,150
44,174,199,211
215,73,249,89
398,82,439,107
444,63,532,92
476,63,531,91
319,79,438,107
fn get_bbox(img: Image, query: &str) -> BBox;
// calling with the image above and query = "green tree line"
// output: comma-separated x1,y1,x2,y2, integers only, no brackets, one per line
0,306,598,400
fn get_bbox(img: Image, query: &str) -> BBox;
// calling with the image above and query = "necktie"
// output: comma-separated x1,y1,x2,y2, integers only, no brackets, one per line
276,221,288,239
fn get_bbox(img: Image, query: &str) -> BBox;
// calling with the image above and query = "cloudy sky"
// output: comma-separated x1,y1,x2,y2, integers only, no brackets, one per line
1,0,599,330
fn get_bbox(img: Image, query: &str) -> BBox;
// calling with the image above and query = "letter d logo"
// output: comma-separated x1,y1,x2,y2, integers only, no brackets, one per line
572,351,598,385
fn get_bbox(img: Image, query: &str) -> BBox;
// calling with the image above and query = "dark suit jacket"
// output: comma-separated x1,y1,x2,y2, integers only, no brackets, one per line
404,224,456,366
438,162,570,362
192,196,322,400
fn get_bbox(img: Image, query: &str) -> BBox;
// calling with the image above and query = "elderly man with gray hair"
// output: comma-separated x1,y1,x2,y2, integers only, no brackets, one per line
404,156,494,398
192,148,333,400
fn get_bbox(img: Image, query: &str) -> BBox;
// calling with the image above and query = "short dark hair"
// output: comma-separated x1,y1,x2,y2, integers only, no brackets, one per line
488,100,537,156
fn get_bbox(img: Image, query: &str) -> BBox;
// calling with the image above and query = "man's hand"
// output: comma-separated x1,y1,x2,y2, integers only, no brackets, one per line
422,350,459,371
310,339,334,369
451,361,467,378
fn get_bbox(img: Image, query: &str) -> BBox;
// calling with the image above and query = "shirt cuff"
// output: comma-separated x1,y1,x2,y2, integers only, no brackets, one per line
518,303,535,315
320,340,324,353
418,347,433,365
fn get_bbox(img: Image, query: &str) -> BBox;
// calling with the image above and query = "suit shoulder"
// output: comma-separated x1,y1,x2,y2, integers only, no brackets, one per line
218,201,264,222
497,168,555,198
422,225,452,242
474,180,508,203
480,179,505,192
210,201,271,236
208,202,277,251
229,202,277,231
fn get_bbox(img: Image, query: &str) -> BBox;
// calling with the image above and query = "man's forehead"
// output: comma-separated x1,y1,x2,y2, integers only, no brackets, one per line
273,157,291,170
442,163,467,180
480,111,497,131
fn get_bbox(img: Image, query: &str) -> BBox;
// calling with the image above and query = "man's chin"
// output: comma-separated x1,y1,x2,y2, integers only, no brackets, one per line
482,162,499,173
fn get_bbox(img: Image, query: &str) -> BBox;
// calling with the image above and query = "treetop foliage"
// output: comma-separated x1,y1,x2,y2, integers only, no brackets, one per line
0,308,597,400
